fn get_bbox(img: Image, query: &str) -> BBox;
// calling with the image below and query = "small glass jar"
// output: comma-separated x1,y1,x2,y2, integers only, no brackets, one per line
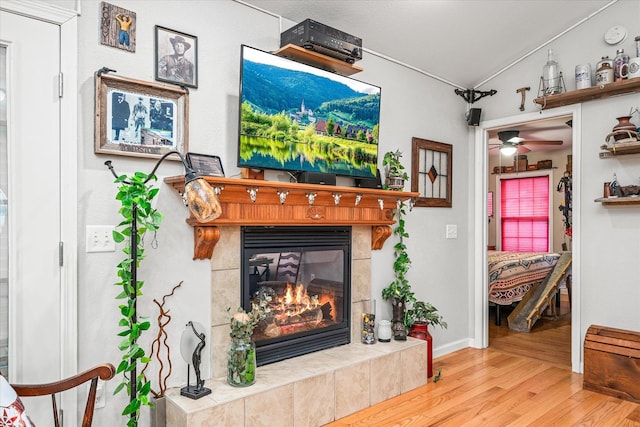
361,313,376,344
227,337,257,387
377,320,392,342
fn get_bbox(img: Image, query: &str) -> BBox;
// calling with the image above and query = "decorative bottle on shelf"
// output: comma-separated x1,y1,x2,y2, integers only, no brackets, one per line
614,48,630,81
609,173,621,197
636,35,640,58
595,57,614,86
542,49,561,95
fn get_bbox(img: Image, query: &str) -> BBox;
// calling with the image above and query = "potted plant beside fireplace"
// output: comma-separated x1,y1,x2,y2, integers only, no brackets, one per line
381,198,415,340
405,300,447,378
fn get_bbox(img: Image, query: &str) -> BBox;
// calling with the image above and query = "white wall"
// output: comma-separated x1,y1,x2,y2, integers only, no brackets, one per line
74,1,470,424
53,0,639,424
476,0,640,368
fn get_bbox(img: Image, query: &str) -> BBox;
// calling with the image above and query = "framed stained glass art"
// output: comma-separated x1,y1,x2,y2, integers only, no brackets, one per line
411,137,452,207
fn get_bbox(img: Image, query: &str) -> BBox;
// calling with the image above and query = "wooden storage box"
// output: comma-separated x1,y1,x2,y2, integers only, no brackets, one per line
583,324,640,403
537,159,552,169
514,154,528,171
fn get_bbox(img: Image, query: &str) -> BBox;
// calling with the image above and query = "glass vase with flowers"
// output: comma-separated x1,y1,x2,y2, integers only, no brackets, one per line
227,301,269,387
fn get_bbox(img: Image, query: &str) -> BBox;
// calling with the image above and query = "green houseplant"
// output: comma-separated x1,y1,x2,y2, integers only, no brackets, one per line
106,150,220,426
381,198,415,340
404,300,447,332
405,300,447,378
383,149,409,190
110,168,163,427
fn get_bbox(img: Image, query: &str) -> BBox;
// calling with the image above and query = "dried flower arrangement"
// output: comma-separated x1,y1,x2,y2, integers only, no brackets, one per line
227,299,271,341
226,299,272,386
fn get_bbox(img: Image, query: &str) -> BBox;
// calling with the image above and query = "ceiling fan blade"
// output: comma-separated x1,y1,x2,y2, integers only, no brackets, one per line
517,145,531,153
520,140,563,146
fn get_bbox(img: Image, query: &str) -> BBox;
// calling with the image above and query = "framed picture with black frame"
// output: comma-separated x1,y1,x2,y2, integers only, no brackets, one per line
186,153,225,177
154,26,198,88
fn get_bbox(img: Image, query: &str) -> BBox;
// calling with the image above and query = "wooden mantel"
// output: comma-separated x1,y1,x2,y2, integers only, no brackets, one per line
164,176,418,260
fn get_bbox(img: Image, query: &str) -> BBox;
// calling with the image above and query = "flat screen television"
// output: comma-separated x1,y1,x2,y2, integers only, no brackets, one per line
238,45,381,179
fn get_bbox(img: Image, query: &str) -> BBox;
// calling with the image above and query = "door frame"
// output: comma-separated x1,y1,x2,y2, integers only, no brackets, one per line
2,0,78,403
472,105,582,373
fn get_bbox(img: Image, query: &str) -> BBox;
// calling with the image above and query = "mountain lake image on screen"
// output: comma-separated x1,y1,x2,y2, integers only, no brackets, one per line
238,45,381,179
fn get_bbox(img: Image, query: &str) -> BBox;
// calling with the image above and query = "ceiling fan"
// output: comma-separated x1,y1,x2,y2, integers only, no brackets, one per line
490,130,563,155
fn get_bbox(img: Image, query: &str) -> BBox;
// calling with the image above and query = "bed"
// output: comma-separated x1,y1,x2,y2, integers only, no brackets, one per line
488,251,561,325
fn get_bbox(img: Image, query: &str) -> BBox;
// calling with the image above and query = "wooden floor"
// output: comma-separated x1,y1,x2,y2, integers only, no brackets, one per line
326,294,640,426
489,292,572,368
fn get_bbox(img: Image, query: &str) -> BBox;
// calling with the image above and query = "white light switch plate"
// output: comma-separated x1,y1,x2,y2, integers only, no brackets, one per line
86,225,116,252
446,224,458,239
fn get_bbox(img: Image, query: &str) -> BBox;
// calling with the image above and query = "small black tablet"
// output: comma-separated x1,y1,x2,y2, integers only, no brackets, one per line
185,152,225,177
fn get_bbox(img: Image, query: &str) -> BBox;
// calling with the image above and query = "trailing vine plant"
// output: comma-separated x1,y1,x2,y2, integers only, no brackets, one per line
381,200,415,340
111,169,164,427
381,200,414,304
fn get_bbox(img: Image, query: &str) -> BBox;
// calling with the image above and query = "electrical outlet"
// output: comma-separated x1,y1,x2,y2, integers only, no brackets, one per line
93,380,106,409
86,225,116,252
446,224,458,239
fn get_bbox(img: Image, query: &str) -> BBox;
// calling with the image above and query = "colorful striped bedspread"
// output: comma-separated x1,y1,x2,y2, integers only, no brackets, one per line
488,251,561,305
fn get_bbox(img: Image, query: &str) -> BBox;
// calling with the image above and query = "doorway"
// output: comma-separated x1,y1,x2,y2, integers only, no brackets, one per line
473,105,582,373
0,1,78,422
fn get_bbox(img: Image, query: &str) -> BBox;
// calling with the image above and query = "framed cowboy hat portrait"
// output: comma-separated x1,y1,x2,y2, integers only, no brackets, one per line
155,25,198,88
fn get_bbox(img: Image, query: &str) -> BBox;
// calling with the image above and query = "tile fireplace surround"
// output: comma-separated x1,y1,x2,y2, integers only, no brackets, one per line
165,225,427,426
163,177,426,426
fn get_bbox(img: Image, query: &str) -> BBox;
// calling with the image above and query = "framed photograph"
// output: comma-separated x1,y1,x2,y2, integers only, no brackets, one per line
95,73,189,160
155,26,198,88
411,137,453,208
186,153,225,177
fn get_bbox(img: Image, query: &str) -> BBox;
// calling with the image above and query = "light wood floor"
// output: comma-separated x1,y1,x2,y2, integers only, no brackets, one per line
489,292,572,367
326,295,640,426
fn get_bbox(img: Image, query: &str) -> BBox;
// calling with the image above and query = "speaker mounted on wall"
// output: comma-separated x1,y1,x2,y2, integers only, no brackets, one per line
466,108,481,126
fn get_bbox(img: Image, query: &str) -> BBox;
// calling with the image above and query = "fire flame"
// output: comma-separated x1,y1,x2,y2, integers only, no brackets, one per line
255,282,337,339
280,283,316,314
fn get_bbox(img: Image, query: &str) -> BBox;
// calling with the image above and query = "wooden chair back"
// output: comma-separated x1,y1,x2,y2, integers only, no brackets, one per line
10,363,116,427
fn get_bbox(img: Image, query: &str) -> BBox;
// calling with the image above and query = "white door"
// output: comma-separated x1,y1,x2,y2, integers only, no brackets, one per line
1,4,78,423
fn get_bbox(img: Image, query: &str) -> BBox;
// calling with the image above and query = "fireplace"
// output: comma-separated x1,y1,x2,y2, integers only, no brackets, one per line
241,226,351,365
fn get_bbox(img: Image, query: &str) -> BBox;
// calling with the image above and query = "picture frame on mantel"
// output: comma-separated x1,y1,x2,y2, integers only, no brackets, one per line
95,72,189,160
411,137,453,208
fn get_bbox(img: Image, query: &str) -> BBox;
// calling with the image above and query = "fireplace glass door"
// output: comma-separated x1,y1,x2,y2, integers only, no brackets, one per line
242,226,351,366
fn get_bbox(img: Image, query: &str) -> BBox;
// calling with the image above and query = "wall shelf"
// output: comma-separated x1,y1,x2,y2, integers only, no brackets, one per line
594,196,640,206
534,78,640,110
599,140,640,158
164,176,417,259
273,44,364,76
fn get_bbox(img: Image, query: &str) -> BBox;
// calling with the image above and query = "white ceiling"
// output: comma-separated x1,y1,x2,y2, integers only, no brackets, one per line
240,0,613,89
239,0,612,153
